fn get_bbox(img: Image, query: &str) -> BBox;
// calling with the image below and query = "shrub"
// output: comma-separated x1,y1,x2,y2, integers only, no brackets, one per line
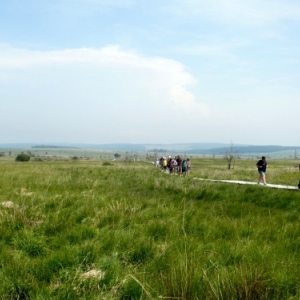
33,157,43,161
15,153,30,162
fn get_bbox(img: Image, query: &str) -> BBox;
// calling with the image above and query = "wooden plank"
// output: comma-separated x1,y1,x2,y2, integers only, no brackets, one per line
194,178,300,191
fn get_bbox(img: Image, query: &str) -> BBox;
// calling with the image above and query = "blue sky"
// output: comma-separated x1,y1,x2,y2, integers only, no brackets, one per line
1,0,299,146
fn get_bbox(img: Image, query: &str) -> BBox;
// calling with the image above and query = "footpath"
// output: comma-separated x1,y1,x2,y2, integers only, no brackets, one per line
194,178,300,191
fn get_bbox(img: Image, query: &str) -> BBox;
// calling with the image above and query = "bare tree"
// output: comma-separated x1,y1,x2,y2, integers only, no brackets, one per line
133,152,138,161
294,149,298,160
125,151,129,161
224,141,239,170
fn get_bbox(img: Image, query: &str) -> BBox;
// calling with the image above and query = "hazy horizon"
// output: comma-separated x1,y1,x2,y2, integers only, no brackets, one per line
1,141,299,148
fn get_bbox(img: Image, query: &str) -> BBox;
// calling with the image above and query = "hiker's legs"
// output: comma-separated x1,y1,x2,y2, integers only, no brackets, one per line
262,172,266,183
178,166,182,175
258,171,262,183
258,171,266,184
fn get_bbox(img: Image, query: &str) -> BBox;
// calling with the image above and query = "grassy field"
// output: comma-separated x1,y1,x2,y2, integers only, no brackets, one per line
0,156,300,299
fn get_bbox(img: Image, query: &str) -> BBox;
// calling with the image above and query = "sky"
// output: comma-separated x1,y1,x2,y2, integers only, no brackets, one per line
1,0,300,146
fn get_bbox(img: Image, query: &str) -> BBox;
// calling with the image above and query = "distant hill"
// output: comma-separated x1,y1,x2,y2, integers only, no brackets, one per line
0,143,36,148
188,145,299,155
0,142,229,151
0,143,299,158
32,145,78,149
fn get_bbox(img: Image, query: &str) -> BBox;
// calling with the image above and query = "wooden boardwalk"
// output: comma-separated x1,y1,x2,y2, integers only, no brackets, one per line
194,178,300,191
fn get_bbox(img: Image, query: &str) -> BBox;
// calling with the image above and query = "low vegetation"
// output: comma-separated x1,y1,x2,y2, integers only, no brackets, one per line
0,156,299,299
15,153,31,162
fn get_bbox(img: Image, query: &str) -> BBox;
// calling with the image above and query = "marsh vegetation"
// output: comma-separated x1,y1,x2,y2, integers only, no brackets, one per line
0,156,300,299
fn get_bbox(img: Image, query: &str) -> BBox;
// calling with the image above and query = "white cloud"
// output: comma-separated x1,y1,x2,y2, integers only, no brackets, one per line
0,45,211,143
170,86,210,115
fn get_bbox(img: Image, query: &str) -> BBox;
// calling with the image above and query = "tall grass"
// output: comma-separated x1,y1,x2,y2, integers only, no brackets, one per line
0,157,299,299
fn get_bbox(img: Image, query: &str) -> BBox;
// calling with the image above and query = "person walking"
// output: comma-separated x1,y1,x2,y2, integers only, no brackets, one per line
173,157,178,174
169,157,174,174
162,157,167,172
187,158,191,176
256,156,268,185
176,155,182,175
182,159,188,176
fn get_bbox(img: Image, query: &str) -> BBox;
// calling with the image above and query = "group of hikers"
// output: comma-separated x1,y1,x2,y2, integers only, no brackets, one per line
153,155,267,181
150,154,298,188
150,155,298,188
154,156,191,176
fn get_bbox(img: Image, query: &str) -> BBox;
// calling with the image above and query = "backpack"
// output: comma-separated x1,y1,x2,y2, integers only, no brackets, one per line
182,160,187,169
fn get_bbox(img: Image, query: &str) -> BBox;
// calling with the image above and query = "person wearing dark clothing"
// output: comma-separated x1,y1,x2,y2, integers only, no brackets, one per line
182,159,187,176
256,156,268,185
176,156,182,175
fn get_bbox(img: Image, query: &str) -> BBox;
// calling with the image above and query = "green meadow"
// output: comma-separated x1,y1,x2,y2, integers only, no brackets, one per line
0,156,300,299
